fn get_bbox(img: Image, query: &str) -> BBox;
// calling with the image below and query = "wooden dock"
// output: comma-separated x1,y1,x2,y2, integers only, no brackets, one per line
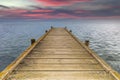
0,27,120,80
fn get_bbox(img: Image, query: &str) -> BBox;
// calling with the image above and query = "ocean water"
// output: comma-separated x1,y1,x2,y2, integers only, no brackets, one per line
0,20,120,73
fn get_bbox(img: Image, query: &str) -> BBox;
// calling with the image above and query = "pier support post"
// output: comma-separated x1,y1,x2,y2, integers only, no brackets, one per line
65,26,67,29
85,40,89,47
45,30,48,33
31,38,36,45
69,30,72,32
51,26,53,29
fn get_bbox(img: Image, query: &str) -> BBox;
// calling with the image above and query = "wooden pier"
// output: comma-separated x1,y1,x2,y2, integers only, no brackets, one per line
0,27,120,80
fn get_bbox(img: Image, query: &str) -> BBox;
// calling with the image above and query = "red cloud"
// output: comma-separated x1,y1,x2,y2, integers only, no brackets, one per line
36,0,91,6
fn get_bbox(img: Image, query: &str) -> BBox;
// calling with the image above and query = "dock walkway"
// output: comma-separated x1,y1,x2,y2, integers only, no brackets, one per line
0,28,120,80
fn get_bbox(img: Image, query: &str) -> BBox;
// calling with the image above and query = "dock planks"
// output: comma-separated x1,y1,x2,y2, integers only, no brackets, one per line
0,28,120,80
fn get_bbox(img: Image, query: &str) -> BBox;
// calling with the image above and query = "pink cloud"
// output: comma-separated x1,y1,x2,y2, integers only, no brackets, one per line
0,9,27,17
1,7,120,20
31,9,54,13
36,0,92,6
74,10,90,14
54,13,79,19
22,13,78,19
0,9,79,19
112,6,120,8
0,9,26,14
83,16,120,19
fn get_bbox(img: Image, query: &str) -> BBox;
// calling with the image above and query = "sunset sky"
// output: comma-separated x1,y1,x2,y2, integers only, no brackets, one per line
0,0,120,20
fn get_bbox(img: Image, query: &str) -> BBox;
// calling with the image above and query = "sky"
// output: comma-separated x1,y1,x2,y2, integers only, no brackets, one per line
0,0,120,20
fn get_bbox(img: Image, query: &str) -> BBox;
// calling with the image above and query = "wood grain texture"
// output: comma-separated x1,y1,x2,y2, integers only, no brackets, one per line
0,28,120,80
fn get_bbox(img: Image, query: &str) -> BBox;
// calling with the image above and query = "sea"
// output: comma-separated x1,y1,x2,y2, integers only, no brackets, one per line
0,19,120,73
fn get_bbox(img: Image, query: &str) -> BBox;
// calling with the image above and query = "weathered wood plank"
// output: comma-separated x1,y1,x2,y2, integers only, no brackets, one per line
0,27,120,80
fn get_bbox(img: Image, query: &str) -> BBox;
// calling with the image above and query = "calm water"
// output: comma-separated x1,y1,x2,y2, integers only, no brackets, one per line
0,20,120,73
